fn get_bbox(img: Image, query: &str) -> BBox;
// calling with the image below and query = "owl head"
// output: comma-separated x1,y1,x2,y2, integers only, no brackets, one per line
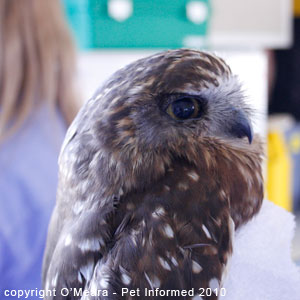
87,49,253,156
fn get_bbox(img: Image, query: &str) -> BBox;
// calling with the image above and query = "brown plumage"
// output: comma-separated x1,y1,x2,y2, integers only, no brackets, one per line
42,49,264,300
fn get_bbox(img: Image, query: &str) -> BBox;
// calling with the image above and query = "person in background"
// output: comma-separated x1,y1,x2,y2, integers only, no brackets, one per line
267,0,300,213
0,0,79,297
269,0,300,120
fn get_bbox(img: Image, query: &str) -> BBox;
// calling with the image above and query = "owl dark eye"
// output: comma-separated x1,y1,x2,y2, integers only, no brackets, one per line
166,97,202,121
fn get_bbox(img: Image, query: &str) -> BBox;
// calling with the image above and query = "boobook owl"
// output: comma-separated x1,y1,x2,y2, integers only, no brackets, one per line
43,49,263,300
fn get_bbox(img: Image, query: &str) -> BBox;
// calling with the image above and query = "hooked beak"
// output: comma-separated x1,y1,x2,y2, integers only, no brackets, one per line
229,110,253,144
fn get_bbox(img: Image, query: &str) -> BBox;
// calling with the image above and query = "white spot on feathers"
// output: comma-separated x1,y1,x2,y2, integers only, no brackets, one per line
100,218,107,225
78,272,83,283
171,257,179,267
178,182,188,191
220,190,227,199
158,256,171,271
79,261,94,282
192,260,203,274
144,272,153,289
128,85,144,96
130,228,140,246
64,234,72,246
144,272,161,289
119,265,132,285
166,251,179,266
187,171,199,181
121,273,131,285
126,202,135,210
78,238,103,252
96,262,110,289
162,224,174,238
99,277,109,289
152,276,161,288
152,206,166,218
209,278,220,290
202,224,212,239
51,273,58,286
178,246,187,255
164,185,170,192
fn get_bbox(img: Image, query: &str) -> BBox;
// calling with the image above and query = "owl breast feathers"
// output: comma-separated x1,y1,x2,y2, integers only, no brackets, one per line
43,49,264,300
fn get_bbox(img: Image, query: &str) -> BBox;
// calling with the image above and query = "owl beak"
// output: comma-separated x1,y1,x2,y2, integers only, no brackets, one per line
230,111,253,144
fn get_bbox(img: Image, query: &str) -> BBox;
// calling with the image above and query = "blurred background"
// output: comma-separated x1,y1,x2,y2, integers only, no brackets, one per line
0,0,300,297
61,0,300,263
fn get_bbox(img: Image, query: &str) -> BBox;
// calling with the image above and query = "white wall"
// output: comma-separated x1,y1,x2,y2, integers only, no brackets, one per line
209,0,292,49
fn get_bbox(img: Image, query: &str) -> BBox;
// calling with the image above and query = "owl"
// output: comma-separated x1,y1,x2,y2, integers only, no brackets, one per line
42,49,264,300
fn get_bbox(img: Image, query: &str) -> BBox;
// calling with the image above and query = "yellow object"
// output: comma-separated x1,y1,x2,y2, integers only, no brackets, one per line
289,133,300,154
295,0,300,17
267,131,292,211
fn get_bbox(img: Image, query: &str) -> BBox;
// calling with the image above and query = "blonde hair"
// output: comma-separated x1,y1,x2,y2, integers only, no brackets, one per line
0,0,79,141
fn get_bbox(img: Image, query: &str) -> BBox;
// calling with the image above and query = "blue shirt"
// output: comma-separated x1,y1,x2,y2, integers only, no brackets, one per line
0,105,66,299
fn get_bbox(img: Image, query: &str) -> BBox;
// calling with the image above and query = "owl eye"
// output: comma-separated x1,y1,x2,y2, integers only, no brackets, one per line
166,97,201,121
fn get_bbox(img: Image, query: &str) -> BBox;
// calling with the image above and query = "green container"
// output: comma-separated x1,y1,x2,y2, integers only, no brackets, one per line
62,0,211,49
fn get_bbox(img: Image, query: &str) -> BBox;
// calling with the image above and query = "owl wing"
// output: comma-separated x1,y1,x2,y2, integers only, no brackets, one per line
42,108,119,298
42,177,119,299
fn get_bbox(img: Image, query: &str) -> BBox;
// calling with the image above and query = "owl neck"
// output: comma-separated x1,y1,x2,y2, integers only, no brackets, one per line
66,135,263,227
